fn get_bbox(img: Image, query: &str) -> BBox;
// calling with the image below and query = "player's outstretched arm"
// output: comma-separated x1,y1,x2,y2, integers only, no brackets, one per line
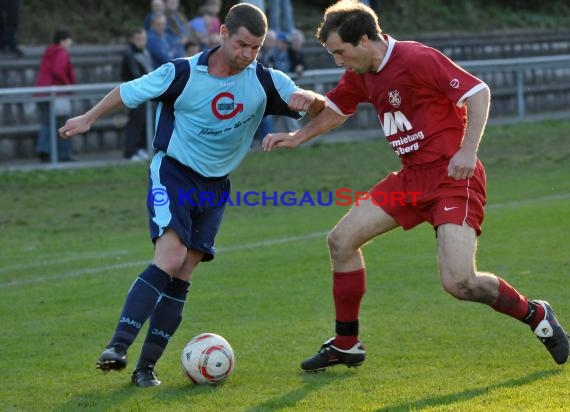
262,106,346,151
59,87,125,138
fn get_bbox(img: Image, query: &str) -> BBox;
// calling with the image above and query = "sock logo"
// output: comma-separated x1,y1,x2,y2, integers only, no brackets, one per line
119,316,142,329
151,328,172,341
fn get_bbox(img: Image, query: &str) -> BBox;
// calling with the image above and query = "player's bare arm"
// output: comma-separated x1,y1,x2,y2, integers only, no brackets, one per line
448,85,491,180
262,106,347,151
59,87,125,138
288,89,326,118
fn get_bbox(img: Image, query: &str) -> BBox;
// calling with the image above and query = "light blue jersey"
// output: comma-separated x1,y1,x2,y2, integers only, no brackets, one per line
120,47,302,177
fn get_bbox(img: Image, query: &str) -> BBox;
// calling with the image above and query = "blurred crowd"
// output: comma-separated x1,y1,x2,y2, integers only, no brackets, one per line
138,0,306,75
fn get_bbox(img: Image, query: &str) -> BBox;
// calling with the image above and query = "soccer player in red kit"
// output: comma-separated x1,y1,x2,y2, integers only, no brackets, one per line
262,0,568,371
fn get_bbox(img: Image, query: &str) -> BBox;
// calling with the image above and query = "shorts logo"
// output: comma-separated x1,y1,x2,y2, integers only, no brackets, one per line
388,90,401,108
443,206,459,211
450,78,460,88
211,92,244,120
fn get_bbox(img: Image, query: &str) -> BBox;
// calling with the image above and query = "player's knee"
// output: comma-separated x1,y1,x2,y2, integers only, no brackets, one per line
440,271,476,300
154,247,187,276
327,229,348,258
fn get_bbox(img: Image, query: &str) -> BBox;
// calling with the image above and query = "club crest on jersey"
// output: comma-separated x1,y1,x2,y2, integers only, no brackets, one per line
211,92,244,120
388,90,401,108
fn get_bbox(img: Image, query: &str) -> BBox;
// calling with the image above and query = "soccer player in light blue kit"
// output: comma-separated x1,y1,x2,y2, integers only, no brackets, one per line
59,3,325,387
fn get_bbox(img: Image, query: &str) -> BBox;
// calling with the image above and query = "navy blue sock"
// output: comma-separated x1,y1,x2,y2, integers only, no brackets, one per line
137,278,190,369
108,264,171,349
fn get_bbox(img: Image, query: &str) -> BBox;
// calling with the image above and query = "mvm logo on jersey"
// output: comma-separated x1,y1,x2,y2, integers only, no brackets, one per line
380,111,412,137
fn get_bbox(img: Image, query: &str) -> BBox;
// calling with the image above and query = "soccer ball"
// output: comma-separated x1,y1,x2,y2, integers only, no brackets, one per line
181,333,235,385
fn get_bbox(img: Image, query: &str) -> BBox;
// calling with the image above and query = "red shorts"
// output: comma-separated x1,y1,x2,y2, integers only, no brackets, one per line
369,159,487,235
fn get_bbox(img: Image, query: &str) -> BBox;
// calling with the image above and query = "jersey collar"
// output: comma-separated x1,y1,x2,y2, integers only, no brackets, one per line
196,45,257,72
196,45,221,70
376,34,396,73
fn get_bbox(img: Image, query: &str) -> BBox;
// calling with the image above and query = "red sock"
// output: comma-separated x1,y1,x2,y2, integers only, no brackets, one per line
333,268,365,349
491,278,544,328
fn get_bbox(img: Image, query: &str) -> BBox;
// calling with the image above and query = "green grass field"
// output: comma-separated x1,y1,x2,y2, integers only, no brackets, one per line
1,120,569,411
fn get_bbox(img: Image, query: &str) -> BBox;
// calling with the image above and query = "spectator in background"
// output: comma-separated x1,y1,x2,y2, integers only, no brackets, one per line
239,0,265,13
147,13,177,68
0,0,23,56
184,37,200,57
205,0,222,47
35,29,76,162
289,28,306,77
144,0,166,31
272,31,292,73
258,28,276,67
121,28,154,162
164,0,189,57
188,4,210,50
188,2,221,51
268,0,295,35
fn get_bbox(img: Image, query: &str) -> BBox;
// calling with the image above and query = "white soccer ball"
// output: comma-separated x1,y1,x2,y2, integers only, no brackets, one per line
181,333,235,385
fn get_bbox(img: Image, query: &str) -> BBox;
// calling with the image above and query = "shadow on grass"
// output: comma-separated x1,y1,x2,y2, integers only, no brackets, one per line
245,370,352,411
52,381,137,412
375,369,562,411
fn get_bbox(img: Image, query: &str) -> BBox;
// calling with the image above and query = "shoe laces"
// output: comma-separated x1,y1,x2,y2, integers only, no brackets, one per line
142,365,158,379
108,344,126,355
319,341,334,354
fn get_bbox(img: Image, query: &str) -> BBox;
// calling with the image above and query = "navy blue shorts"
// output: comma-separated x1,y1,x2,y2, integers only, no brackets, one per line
147,152,230,262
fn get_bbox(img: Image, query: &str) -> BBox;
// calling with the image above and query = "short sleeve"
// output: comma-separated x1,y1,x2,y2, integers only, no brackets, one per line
325,71,368,116
270,69,301,107
119,62,176,108
258,65,303,119
411,46,486,107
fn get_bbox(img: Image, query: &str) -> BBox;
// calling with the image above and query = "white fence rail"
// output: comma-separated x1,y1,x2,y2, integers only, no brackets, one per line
1,54,569,164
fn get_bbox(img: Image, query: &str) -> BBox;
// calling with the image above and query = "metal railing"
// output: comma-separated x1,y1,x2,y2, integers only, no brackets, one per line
1,54,569,164
0,83,154,163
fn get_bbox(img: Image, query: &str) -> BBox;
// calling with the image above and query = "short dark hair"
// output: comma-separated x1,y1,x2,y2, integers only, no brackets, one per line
52,28,72,44
130,27,146,37
224,3,267,37
316,0,382,46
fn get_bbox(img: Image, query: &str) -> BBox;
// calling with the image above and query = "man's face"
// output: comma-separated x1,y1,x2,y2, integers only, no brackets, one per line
132,31,147,50
325,31,371,74
152,17,167,34
221,26,264,71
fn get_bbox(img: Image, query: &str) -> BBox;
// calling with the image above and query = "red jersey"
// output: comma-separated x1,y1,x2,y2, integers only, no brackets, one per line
326,35,488,167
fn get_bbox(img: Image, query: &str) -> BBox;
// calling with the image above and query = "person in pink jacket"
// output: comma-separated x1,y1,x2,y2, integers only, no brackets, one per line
35,29,76,162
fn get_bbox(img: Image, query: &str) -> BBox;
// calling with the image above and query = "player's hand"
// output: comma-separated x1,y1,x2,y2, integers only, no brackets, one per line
448,147,477,180
287,90,315,112
58,114,92,139
262,132,301,151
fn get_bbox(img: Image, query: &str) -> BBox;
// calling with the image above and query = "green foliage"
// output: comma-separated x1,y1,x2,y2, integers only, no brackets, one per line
19,0,570,45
